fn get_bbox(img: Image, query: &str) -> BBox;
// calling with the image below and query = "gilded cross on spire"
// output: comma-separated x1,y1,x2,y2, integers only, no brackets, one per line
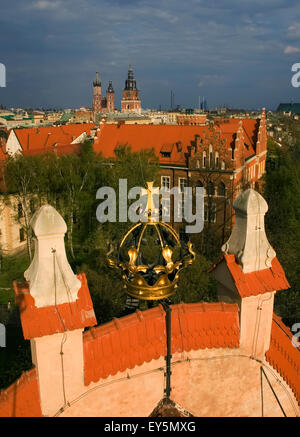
140,181,160,222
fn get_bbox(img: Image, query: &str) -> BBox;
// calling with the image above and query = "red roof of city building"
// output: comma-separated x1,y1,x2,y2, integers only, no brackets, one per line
14,273,97,339
0,369,42,417
266,314,300,405
210,254,290,297
94,119,260,165
83,302,240,385
94,124,204,165
22,143,81,157
14,123,94,154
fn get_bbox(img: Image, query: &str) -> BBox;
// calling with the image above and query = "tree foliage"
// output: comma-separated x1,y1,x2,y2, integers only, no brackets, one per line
264,130,300,327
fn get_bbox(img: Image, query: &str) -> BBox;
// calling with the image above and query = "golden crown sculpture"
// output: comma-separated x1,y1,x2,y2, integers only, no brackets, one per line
107,182,196,301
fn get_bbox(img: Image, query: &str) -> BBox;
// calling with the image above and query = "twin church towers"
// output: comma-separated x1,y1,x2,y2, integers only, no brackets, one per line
92,65,141,114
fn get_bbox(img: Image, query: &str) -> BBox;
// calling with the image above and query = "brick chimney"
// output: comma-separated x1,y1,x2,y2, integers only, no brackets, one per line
14,205,97,416
210,189,290,360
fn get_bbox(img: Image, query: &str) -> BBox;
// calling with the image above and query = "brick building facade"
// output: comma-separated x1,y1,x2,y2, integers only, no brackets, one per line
92,72,115,113
121,65,141,114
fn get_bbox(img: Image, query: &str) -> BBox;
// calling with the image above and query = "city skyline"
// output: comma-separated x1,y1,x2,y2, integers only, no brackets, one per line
1,0,300,110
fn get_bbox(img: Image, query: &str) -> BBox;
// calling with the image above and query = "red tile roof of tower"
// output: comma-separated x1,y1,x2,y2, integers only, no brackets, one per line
83,302,239,385
210,254,290,298
266,314,300,405
0,369,42,417
14,273,97,339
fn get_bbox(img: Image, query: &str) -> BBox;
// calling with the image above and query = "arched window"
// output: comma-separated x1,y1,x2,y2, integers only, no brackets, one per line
215,152,219,168
217,182,226,196
204,203,216,223
207,181,215,196
208,144,213,168
202,151,207,168
196,180,205,196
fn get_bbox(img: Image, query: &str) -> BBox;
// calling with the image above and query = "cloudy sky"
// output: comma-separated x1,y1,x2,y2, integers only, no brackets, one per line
1,0,300,110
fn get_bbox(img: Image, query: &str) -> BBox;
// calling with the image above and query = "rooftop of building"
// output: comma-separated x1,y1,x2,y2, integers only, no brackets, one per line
94,117,261,166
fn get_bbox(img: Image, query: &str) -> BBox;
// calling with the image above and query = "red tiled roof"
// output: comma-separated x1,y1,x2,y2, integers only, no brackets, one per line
93,120,260,165
14,123,94,153
94,124,207,165
22,143,81,156
83,302,239,385
220,254,290,297
0,369,42,417
266,314,300,405
14,273,97,339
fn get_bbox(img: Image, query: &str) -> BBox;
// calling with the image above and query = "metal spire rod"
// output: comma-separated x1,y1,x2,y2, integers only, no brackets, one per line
161,299,172,399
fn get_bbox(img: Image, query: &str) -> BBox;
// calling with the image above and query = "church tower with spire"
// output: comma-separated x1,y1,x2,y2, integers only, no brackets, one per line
106,80,115,112
92,73,115,113
121,65,141,114
92,72,102,113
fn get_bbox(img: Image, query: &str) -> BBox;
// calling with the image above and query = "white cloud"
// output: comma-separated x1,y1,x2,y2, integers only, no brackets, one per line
31,1,61,10
284,45,300,54
286,23,300,39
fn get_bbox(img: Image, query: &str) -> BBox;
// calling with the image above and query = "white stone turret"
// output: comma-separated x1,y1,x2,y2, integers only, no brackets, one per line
221,189,276,273
24,204,81,308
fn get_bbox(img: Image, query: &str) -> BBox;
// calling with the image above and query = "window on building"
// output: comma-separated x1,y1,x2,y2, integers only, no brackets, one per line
215,153,219,168
221,161,225,170
161,176,170,190
19,228,25,242
196,180,205,196
160,151,171,158
207,181,215,196
203,152,207,168
217,182,226,196
17,203,23,219
204,202,216,223
30,199,35,214
179,177,187,193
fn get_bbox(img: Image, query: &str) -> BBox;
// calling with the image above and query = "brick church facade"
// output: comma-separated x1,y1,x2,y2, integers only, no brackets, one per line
92,72,115,113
